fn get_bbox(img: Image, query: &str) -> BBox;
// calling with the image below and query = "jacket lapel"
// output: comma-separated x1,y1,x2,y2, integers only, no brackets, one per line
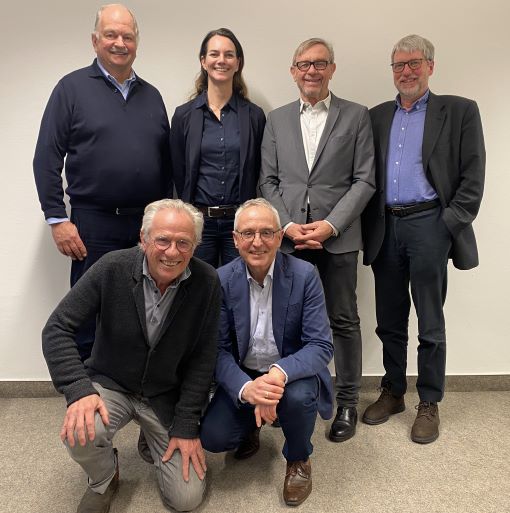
188,106,204,194
377,102,396,183
311,94,340,174
238,97,249,186
132,253,149,344
230,261,251,360
271,253,291,355
422,92,446,171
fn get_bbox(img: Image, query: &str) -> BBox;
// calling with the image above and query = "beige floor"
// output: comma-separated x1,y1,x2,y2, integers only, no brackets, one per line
1,390,509,513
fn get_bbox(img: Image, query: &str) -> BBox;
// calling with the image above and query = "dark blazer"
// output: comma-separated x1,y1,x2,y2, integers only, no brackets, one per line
362,92,486,270
170,93,266,203
42,247,221,439
215,252,334,420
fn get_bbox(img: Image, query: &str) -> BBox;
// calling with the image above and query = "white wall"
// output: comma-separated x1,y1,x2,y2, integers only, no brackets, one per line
1,0,508,380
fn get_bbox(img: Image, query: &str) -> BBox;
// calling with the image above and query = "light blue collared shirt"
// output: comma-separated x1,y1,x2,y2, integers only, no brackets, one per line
386,90,438,206
238,260,288,402
96,58,137,100
142,257,191,347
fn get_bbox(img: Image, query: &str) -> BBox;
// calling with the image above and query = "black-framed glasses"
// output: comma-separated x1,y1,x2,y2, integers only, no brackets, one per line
294,60,330,72
151,237,194,253
235,229,281,241
390,59,426,73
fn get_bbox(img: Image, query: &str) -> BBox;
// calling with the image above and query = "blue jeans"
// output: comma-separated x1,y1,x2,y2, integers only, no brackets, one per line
193,217,238,268
201,376,319,462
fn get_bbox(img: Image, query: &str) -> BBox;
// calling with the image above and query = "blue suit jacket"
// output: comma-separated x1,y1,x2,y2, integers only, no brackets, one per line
170,93,266,203
215,252,334,420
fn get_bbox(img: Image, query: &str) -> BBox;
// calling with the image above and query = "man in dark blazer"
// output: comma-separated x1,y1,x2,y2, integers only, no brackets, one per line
200,199,333,507
259,38,375,443
42,199,220,512
361,34,485,444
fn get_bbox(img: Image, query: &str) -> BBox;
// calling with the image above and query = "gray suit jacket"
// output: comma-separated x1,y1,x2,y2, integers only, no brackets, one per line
362,92,486,270
259,93,375,254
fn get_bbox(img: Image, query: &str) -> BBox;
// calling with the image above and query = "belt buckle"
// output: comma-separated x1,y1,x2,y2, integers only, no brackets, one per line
208,206,220,217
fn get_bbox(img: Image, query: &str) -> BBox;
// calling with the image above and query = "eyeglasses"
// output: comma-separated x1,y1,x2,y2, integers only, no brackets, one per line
390,59,426,73
151,237,194,253
294,60,330,72
235,229,281,241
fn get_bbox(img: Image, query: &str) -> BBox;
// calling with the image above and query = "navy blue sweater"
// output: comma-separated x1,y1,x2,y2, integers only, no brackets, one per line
33,60,171,219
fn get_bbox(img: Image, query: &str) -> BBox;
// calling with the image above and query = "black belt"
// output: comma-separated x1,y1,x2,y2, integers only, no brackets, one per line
195,204,238,218
386,199,440,218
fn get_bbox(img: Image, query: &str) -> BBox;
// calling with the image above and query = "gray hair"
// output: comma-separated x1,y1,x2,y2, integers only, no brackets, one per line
234,198,281,231
391,34,434,62
292,38,335,66
93,4,139,42
141,199,204,245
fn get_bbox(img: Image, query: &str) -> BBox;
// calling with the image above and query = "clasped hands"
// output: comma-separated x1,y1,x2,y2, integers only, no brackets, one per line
285,220,334,250
241,367,286,427
61,393,205,482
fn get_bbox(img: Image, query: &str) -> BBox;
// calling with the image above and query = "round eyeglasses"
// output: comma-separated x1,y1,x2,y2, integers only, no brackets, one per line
235,229,281,241
151,237,194,253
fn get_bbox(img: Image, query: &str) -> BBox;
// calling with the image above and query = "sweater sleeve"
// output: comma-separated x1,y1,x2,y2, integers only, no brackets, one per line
33,80,72,219
42,258,107,405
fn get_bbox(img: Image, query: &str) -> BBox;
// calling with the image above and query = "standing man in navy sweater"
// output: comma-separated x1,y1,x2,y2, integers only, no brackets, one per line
33,4,171,361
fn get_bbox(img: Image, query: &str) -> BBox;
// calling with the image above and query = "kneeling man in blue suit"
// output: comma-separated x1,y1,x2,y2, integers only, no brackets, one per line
201,198,333,507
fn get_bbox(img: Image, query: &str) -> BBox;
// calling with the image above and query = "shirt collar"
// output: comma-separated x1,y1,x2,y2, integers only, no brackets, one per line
300,91,331,113
195,91,238,112
246,259,275,287
395,89,430,112
142,256,191,290
96,58,136,88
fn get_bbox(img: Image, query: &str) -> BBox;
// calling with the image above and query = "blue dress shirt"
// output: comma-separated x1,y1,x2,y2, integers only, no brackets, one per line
194,93,241,206
386,90,438,206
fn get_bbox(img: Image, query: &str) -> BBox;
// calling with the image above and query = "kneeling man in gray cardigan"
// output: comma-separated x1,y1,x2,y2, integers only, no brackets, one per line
42,199,221,513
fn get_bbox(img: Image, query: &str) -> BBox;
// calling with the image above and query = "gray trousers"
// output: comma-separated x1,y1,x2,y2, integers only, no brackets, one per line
294,250,362,407
66,383,205,512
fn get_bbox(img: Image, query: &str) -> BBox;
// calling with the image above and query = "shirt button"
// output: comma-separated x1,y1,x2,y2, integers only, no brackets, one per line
220,137,224,141
396,162,399,165
401,127,405,131
394,179,397,183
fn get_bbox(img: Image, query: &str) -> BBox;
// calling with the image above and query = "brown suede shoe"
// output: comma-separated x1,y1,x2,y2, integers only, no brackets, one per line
362,387,405,425
283,459,312,507
77,449,119,513
411,402,439,444
234,427,261,460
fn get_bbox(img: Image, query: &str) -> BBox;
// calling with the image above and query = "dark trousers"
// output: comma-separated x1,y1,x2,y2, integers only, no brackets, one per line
193,217,238,268
201,375,319,462
372,206,452,403
70,208,143,361
294,249,361,408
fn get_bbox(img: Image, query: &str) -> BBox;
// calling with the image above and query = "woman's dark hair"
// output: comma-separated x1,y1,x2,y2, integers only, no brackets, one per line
192,28,248,99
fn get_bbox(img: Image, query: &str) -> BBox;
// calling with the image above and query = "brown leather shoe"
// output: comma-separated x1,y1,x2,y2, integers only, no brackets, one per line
283,459,312,506
362,387,405,425
77,449,119,513
411,402,439,444
234,427,261,460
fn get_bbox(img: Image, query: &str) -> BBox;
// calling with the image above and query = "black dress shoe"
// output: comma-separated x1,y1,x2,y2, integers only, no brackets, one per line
329,406,358,443
234,427,261,460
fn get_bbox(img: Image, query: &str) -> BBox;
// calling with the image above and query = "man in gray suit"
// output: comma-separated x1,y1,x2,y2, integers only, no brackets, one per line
259,38,375,443
361,35,485,444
